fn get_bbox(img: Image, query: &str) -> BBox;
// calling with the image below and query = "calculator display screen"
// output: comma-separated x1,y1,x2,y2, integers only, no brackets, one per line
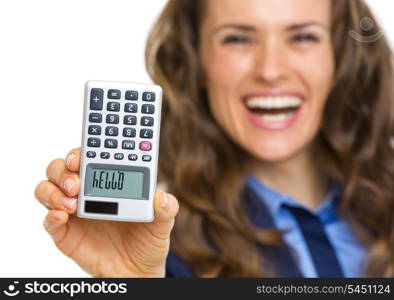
88,168,144,199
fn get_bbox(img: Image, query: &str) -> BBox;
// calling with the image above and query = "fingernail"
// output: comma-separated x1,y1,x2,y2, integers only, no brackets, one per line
65,153,76,167
62,197,76,210
161,193,169,209
64,178,76,194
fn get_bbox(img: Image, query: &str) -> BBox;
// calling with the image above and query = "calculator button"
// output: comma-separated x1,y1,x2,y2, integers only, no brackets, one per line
123,127,136,137
123,115,137,125
142,92,155,102
125,90,138,100
122,140,135,150
141,116,154,126
89,113,102,123
106,114,119,124
90,88,103,110
107,102,120,112
142,104,155,114
86,151,96,158
88,125,101,135
105,126,118,136
124,103,138,113
114,153,124,160
88,138,100,147
139,141,152,151
100,152,110,159
105,139,118,148
108,89,121,99
140,129,153,139
142,155,152,162
128,154,138,161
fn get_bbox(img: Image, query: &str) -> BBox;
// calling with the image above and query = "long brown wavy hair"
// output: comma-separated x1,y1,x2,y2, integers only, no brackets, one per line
145,0,394,277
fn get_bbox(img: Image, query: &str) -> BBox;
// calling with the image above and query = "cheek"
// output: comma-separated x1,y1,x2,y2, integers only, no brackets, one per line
300,46,334,106
205,50,253,91
291,46,334,135
204,51,253,124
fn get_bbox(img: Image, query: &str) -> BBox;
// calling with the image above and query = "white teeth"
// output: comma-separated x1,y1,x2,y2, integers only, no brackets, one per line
261,112,293,122
246,96,302,109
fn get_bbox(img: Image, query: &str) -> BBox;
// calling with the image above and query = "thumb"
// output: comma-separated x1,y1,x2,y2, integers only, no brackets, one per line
145,190,179,240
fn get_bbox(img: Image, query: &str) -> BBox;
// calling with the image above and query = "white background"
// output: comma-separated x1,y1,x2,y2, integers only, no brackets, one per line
0,0,393,277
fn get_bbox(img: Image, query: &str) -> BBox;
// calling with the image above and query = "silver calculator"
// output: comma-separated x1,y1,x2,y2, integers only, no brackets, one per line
77,81,162,222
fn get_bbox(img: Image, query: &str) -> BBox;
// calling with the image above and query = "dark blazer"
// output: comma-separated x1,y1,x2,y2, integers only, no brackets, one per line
165,186,302,277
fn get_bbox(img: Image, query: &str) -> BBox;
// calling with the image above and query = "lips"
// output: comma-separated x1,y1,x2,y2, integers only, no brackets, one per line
242,90,305,130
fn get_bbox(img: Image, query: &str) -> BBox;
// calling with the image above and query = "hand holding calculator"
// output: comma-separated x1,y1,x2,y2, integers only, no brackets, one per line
78,81,162,222
35,80,179,277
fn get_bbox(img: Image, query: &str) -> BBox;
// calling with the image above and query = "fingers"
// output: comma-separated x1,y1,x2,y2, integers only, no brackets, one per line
35,180,77,213
43,210,69,244
46,158,80,197
146,190,179,240
153,190,179,222
65,148,81,172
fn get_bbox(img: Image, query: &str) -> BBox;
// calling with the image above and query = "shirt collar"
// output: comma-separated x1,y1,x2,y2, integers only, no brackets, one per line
246,175,342,221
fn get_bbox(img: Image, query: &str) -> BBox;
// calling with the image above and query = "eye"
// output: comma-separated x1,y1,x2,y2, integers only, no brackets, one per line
291,33,320,43
221,34,252,44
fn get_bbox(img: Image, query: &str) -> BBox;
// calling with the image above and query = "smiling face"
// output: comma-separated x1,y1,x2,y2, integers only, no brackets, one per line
200,0,335,162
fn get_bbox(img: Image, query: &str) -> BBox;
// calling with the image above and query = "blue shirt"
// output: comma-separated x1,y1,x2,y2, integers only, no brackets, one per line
165,176,367,277
247,175,367,277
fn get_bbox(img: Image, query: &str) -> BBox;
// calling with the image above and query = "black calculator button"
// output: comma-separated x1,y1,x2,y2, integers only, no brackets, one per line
141,104,154,114
114,153,124,160
140,129,153,139
89,113,102,123
123,127,136,137
124,103,138,113
86,151,96,158
88,138,100,147
142,155,152,162
106,114,119,124
100,152,110,159
90,88,103,110
142,92,155,102
141,116,154,126
105,139,118,148
123,115,137,125
107,89,121,99
128,154,138,161
105,126,118,136
88,125,101,135
107,102,120,112
125,90,138,100
122,140,135,150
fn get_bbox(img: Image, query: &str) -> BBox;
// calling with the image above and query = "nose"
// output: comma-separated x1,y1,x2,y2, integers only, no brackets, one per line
253,38,289,84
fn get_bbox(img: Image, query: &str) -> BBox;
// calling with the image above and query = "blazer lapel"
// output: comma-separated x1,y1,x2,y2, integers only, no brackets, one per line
243,186,302,277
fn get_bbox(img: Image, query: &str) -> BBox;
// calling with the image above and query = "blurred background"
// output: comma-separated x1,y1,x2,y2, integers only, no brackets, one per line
0,0,392,276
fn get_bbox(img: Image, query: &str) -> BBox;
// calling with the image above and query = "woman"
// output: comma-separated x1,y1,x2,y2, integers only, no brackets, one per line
34,0,394,277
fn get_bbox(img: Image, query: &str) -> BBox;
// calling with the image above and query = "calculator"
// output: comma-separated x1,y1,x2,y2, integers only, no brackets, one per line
77,81,162,222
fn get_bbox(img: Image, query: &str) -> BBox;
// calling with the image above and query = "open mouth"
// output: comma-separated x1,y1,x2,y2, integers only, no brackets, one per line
245,96,303,123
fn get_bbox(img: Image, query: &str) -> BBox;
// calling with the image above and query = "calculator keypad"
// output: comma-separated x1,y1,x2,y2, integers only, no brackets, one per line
86,86,158,162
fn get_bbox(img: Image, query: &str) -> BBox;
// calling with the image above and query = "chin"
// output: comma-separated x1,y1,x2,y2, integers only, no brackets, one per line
246,141,306,163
